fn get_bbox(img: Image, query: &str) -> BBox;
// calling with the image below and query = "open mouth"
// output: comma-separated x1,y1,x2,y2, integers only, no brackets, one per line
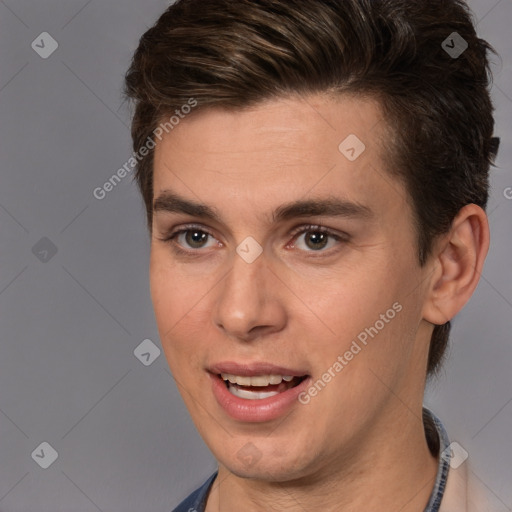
219,373,308,400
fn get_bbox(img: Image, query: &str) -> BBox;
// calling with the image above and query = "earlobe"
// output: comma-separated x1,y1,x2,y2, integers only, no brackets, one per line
422,204,490,326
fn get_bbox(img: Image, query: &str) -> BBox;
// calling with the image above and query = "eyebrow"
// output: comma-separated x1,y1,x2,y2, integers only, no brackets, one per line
153,191,373,224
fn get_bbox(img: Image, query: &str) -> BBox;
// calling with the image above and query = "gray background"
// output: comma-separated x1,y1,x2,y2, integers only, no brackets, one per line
0,0,510,510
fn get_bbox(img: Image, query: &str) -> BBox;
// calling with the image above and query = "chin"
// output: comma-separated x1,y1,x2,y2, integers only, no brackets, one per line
219,443,317,483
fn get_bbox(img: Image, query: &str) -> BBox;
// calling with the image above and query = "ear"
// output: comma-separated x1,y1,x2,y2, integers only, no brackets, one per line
422,204,490,325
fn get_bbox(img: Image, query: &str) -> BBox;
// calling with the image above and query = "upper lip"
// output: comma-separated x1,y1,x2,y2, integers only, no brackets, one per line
208,361,309,377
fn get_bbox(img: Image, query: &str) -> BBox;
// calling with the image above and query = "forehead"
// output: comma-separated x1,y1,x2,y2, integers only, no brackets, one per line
152,93,408,225
154,93,387,164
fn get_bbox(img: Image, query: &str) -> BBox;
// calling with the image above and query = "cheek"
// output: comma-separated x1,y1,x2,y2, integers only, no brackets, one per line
149,254,212,366
308,260,419,368
293,263,391,332
150,247,213,320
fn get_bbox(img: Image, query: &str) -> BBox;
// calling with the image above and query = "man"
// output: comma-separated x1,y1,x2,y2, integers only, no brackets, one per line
124,0,503,510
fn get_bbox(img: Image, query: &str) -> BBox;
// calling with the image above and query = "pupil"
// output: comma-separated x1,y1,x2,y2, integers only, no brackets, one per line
186,230,207,247
307,232,327,250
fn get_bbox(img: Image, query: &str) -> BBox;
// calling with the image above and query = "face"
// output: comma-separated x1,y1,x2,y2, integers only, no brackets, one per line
150,94,435,482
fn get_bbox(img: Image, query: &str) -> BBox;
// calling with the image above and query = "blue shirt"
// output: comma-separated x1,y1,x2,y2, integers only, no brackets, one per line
172,407,450,512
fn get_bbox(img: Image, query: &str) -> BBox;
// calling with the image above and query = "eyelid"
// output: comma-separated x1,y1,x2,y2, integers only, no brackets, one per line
287,224,349,252
167,223,217,238
289,223,345,237
159,223,221,246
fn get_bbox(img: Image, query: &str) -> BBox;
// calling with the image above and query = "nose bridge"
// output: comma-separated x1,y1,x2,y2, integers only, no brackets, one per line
213,248,285,339
222,251,267,315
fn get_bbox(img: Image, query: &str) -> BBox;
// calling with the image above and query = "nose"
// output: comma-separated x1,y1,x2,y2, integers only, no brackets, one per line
213,249,287,342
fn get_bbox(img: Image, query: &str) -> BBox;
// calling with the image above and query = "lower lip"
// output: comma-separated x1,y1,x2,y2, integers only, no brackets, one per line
209,373,311,422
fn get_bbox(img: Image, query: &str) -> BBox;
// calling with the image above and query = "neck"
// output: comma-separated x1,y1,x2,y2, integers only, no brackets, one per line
206,406,439,512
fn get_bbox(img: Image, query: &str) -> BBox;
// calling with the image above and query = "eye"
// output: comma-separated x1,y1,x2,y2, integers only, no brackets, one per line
290,225,345,252
177,229,216,249
158,225,220,252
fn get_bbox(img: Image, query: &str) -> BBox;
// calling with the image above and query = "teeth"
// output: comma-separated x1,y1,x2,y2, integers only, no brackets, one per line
228,387,280,400
220,373,295,386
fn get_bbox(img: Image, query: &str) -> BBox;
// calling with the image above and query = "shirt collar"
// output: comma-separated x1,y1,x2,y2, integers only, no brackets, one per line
423,407,451,512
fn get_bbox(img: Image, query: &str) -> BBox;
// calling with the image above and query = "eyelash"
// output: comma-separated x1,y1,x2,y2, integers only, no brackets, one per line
157,223,348,257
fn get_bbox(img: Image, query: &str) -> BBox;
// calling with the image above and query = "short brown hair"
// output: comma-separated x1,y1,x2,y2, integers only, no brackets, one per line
124,0,499,377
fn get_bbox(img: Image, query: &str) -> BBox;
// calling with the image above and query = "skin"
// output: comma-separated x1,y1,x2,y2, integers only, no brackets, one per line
149,93,489,511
